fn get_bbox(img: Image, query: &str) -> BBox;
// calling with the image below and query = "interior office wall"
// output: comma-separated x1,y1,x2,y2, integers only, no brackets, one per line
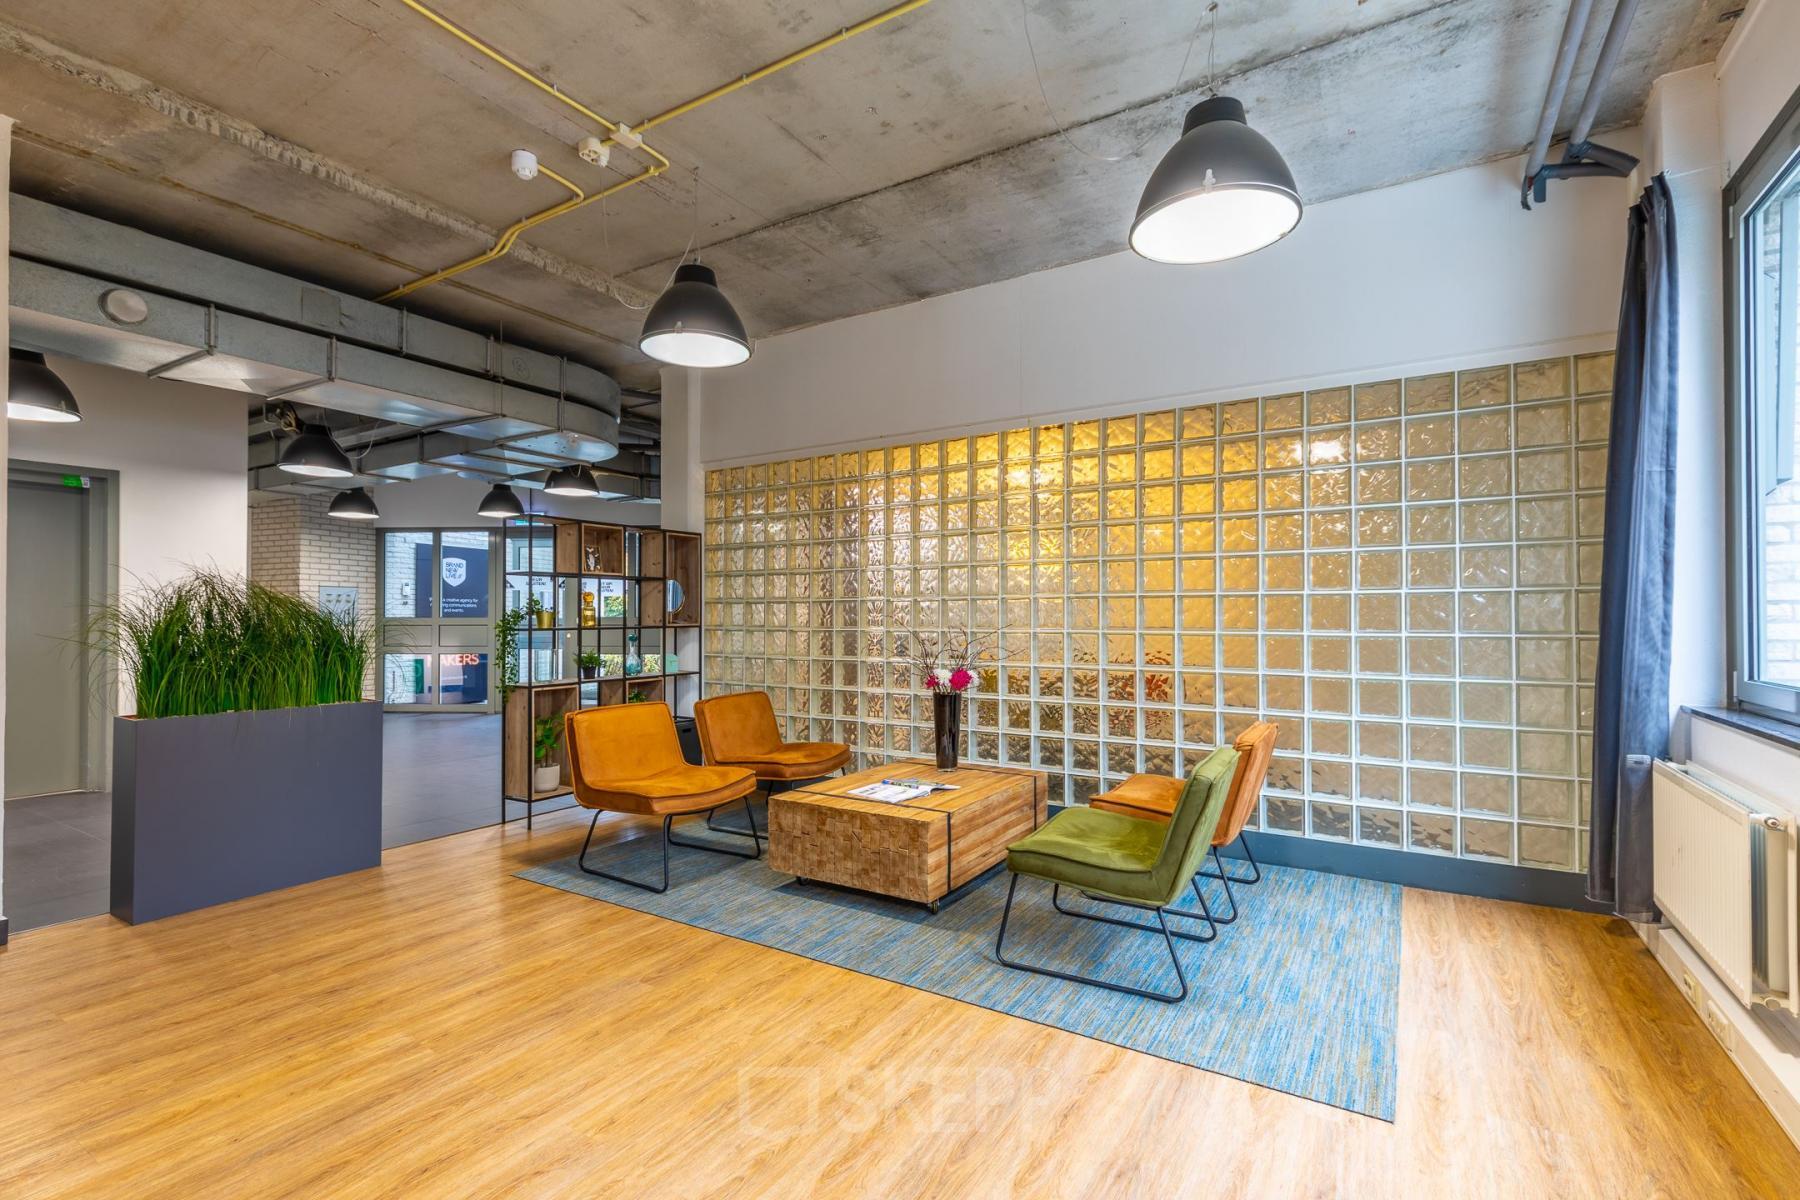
1643,65,1729,717
692,148,1633,468
2,114,14,937
1717,0,1800,177
8,358,248,712
705,347,1614,874
1653,2,1800,727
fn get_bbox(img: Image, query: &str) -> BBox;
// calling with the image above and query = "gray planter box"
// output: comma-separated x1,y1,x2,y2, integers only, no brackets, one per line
111,701,382,924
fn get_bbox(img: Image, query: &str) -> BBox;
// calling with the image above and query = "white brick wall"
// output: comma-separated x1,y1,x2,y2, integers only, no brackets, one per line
249,494,379,695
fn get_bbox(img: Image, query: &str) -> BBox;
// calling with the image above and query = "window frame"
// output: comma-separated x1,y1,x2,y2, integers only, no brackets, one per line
1728,78,1800,722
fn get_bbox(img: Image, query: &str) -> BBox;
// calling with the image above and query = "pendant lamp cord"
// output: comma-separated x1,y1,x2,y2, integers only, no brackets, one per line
1021,0,1215,164
602,164,704,311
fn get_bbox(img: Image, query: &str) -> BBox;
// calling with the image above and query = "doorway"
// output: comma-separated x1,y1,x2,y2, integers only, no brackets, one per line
377,528,503,848
4,465,115,933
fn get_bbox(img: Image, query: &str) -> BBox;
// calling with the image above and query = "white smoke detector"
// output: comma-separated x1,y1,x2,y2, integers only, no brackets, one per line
510,149,540,181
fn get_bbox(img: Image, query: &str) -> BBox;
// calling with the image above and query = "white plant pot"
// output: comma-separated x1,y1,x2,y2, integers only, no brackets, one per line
535,764,562,793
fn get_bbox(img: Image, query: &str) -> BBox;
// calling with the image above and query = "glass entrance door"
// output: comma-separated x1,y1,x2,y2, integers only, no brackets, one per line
380,529,498,711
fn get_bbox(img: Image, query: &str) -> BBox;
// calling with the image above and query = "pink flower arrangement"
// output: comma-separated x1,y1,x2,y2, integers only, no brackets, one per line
898,618,998,695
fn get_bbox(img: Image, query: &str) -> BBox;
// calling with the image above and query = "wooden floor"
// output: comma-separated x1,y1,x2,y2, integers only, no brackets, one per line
1,808,1795,1200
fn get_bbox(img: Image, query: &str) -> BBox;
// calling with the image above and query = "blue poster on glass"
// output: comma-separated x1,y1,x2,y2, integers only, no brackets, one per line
413,542,490,618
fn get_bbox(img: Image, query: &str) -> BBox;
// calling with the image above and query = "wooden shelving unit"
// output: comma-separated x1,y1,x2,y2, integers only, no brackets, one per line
500,518,703,826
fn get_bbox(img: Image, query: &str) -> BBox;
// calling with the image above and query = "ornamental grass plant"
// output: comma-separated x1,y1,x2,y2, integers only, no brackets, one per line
88,569,374,719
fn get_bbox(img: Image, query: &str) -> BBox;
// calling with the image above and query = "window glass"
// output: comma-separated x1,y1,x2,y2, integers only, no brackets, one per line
383,653,431,704
383,531,433,619
1745,151,1800,697
439,531,491,619
438,652,488,705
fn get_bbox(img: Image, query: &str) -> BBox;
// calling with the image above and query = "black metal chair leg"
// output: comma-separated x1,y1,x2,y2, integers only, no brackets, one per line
708,780,767,839
581,799,762,893
1198,832,1263,886
995,875,1192,1003
1053,883,1218,943
577,812,673,894
670,801,763,860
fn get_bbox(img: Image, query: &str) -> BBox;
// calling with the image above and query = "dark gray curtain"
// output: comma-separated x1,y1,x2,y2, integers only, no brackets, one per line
1588,175,1678,920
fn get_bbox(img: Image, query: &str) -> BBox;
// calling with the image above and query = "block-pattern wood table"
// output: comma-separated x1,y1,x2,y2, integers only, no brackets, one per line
767,762,1049,911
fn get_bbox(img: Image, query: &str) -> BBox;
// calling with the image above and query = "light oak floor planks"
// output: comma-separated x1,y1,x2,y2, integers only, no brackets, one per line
1,807,1795,1199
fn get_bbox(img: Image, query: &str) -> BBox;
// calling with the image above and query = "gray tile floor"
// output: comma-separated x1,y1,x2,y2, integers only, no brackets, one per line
3,712,505,935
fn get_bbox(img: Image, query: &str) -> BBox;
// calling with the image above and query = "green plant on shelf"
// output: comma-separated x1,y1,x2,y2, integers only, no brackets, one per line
495,597,547,701
626,689,651,703
533,714,562,766
577,651,602,679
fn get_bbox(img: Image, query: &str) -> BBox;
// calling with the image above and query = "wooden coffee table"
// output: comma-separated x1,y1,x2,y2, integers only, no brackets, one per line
766,762,1049,912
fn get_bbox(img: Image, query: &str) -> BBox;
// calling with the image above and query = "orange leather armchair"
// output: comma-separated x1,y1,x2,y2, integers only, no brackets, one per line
1090,721,1278,923
565,702,761,893
694,691,849,836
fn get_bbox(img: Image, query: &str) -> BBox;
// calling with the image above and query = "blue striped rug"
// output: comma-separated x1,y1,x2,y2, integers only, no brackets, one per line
517,822,1401,1119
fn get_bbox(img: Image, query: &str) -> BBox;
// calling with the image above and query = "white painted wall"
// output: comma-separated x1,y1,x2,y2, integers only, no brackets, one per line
692,147,1635,466
1642,66,1731,714
1717,0,1800,178
10,358,247,587
9,358,248,716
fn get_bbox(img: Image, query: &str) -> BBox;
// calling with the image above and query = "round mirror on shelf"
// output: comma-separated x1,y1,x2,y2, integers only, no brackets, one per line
666,579,684,615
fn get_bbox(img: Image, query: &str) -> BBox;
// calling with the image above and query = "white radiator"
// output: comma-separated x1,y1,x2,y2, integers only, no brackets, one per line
1653,760,1798,1015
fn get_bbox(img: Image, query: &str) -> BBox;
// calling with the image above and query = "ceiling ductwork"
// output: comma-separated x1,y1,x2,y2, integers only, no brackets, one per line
7,195,656,499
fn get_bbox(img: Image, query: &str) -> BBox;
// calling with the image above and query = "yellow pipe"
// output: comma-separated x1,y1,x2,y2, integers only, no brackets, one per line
627,0,936,137
384,0,934,301
379,164,670,303
393,0,671,172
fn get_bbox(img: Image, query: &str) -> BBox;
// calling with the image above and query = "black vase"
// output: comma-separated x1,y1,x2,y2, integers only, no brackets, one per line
933,690,962,771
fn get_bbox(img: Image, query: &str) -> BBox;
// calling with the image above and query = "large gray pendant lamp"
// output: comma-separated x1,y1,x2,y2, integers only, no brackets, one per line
637,166,750,369
638,263,751,368
1129,95,1301,264
8,349,82,423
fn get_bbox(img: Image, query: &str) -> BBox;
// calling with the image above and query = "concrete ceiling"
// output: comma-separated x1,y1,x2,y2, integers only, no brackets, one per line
0,0,1734,390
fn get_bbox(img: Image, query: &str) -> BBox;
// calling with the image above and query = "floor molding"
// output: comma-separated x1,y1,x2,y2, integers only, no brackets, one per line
1226,831,1610,912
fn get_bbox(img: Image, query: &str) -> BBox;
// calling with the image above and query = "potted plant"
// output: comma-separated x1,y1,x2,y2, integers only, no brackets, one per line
577,650,602,680
89,569,380,924
534,714,564,793
528,595,554,631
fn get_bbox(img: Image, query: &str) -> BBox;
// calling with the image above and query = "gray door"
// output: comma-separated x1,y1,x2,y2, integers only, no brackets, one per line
6,479,90,797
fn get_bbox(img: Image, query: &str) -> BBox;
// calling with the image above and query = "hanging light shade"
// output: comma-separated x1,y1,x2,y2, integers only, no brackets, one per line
638,264,751,368
543,465,601,498
8,349,81,423
278,423,354,477
328,487,380,520
1130,96,1302,265
476,482,525,519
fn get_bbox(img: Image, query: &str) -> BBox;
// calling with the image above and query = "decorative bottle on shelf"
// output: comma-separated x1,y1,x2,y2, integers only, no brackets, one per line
580,590,597,628
624,633,643,677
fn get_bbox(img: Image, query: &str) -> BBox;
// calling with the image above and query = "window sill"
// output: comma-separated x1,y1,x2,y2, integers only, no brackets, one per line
1685,706,1800,755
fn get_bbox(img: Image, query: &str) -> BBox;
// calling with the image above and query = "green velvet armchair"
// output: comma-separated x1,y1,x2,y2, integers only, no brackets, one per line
993,745,1239,1002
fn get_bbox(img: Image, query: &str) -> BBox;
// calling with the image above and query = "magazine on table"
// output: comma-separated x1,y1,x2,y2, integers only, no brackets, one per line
845,778,961,804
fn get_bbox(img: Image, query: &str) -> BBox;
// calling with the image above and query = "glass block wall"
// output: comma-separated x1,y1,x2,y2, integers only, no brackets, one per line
702,351,1614,871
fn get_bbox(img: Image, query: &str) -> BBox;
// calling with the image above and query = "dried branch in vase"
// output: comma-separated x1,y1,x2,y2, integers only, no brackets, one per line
893,612,1004,694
